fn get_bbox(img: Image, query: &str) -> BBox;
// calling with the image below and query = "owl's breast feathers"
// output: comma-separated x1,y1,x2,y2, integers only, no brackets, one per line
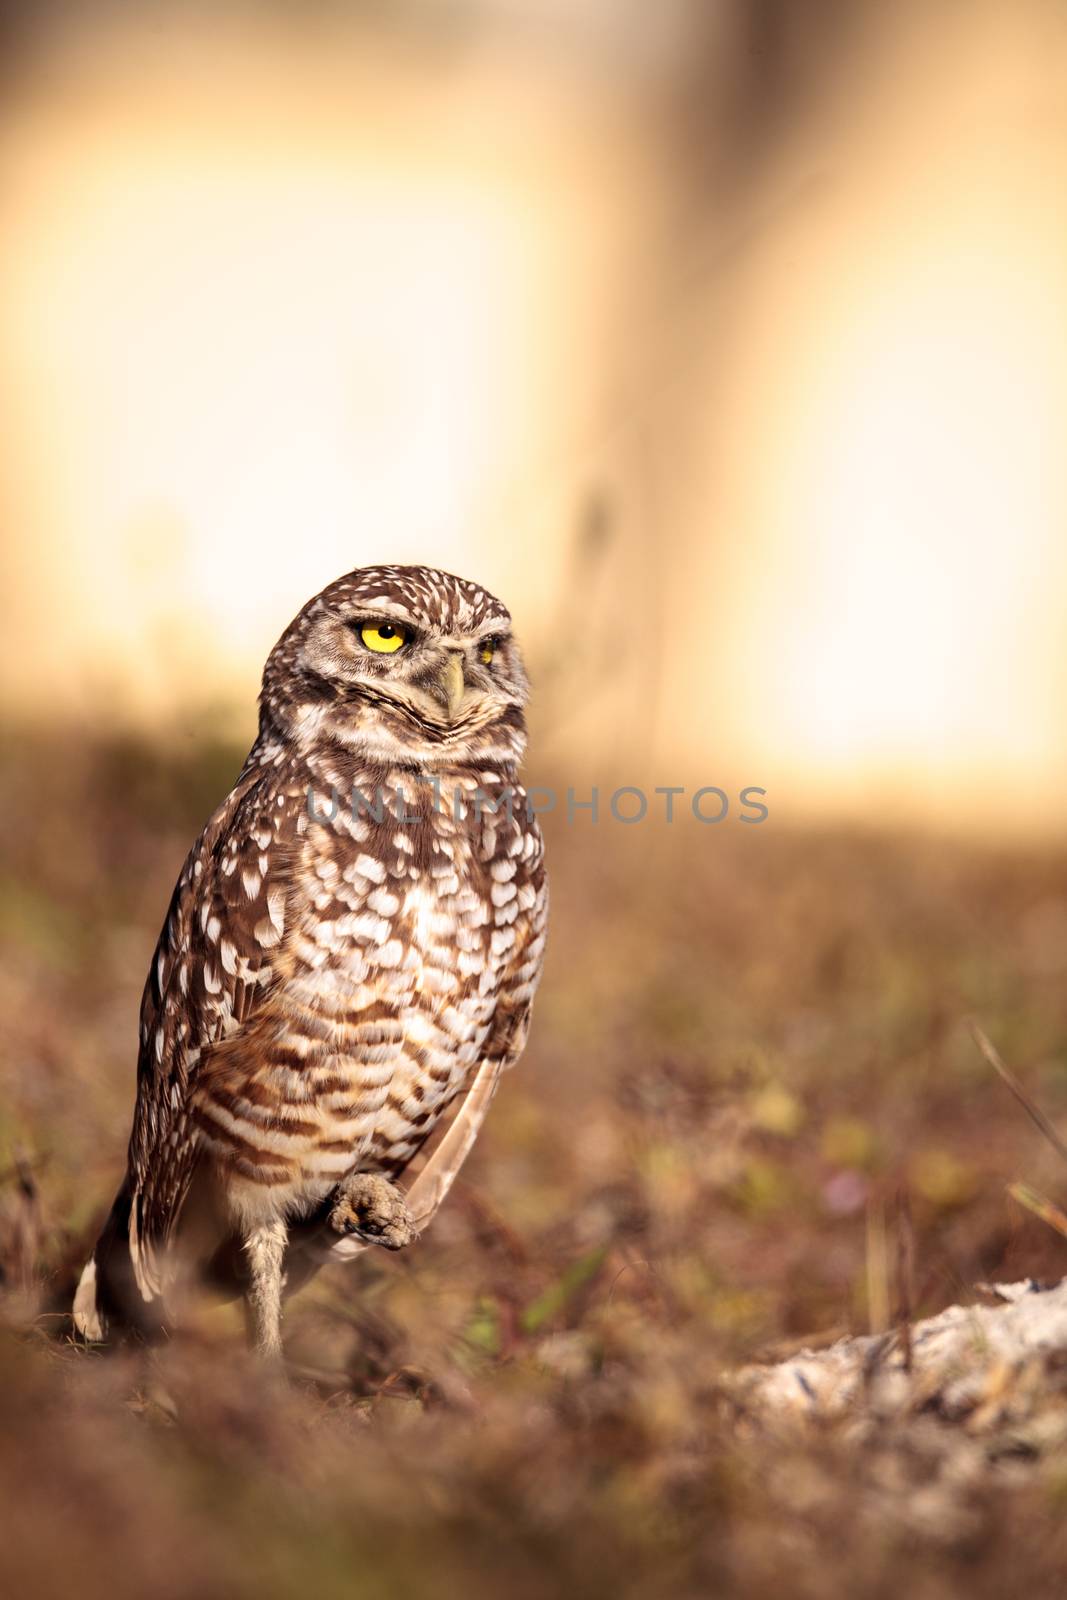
124,745,546,1299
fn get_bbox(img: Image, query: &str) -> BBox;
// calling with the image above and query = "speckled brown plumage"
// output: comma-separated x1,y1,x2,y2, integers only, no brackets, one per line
75,566,547,1354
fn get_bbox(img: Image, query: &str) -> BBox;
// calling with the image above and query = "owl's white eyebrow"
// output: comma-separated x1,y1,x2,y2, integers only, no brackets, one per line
348,604,413,624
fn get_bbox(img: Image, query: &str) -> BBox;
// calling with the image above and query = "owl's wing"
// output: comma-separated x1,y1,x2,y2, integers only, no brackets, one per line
125,762,301,1299
482,816,548,1071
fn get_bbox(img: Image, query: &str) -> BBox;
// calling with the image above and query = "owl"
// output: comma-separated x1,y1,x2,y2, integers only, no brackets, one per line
74,566,547,1357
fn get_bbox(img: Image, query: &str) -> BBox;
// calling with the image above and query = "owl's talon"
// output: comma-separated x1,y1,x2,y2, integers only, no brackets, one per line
329,1173,418,1251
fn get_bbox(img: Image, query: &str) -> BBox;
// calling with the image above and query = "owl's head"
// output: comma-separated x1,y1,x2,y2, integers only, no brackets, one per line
260,565,530,768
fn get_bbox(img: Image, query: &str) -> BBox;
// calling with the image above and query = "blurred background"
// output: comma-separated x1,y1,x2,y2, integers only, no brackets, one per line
5,5,1067,1598
3,0,1067,825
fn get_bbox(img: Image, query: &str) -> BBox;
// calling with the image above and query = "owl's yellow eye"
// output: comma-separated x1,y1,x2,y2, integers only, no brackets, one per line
480,637,498,666
360,623,408,654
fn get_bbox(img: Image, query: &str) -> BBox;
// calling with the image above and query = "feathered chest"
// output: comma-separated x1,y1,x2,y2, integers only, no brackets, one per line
189,761,543,1207
287,765,528,1011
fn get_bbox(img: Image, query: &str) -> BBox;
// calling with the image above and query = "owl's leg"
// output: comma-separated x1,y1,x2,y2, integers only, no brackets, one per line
329,1173,417,1250
243,1217,289,1358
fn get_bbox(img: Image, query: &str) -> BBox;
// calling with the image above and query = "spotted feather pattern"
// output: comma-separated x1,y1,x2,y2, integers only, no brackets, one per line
97,566,547,1314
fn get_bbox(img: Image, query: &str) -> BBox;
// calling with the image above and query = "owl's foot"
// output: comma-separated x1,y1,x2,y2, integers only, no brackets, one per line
328,1173,418,1250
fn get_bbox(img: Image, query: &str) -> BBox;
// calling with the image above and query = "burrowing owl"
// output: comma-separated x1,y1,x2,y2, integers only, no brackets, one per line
74,566,547,1357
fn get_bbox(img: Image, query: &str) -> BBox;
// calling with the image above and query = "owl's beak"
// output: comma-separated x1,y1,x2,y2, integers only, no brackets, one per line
438,651,467,722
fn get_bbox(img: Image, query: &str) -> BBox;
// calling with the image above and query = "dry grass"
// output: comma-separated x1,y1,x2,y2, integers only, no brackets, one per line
3,730,1067,1597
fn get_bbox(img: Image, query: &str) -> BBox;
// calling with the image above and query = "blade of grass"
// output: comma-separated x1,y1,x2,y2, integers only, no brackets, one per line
866,1197,889,1336
520,1246,608,1336
894,1185,915,1374
970,1022,1067,1168
1007,1181,1067,1242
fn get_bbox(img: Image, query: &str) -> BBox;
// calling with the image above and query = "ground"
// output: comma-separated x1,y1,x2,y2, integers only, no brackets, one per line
2,730,1067,1598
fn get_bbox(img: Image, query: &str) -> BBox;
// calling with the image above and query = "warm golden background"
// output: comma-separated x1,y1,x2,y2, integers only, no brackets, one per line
4,0,1067,825
4,6,1067,1599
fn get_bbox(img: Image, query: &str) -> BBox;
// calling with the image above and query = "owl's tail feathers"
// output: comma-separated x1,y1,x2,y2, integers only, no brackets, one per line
72,1255,107,1341
73,1187,166,1344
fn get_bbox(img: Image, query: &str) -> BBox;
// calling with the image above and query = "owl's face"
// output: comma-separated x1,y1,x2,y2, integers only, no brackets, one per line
262,565,530,767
